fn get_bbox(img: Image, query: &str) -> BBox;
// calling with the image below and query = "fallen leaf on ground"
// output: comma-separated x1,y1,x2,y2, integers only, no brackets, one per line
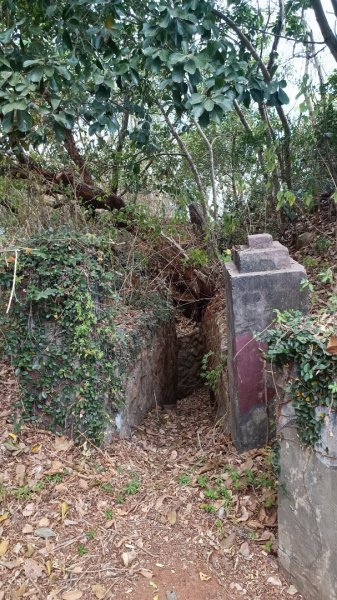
166,509,177,525
92,584,107,599
0,539,9,556
199,572,211,581
121,549,137,567
0,514,9,523
257,530,274,542
221,532,236,549
239,541,250,558
34,527,56,539
10,585,26,600
327,335,337,355
24,558,44,580
287,585,298,595
60,501,69,522
15,464,26,486
54,436,73,452
139,567,153,579
22,524,33,534
267,575,282,586
31,444,41,454
26,543,35,557
197,461,215,475
62,592,83,600
45,560,52,576
22,503,35,517
0,558,22,569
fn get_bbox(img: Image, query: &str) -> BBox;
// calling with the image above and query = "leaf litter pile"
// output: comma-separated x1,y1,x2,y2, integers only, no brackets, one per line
0,362,300,600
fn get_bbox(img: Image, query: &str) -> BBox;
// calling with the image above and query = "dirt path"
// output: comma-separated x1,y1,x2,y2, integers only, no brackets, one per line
0,362,300,600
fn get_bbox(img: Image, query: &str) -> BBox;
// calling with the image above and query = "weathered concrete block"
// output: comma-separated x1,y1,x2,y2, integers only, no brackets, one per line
233,241,291,273
201,294,229,430
278,402,337,599
225,234,307,451
176,326,204,399
114,317,177,439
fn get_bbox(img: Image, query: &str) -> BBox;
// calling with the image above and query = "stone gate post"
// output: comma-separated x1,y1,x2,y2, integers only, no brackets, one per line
224,233,307,452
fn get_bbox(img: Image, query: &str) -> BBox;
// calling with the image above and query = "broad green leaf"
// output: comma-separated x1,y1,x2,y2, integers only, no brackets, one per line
277,88,289,105
16,109,33,132
50,96,61,110
29,67,44,82
2,101,28,115
184,59,196,75
23,60,43,68
189,93,204,105
0,27,14,44
1,111,13,134
204,98,214,112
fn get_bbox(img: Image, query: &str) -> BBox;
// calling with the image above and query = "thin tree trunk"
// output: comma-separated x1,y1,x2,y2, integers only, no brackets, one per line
233,100,267,183
310,0,337,62
157,102,208,220
193,119,218,219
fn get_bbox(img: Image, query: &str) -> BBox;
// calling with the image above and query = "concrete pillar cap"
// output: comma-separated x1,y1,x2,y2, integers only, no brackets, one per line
248,234,273,249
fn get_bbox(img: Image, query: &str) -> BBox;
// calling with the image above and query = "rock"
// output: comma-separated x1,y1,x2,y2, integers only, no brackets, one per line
296,231,314,249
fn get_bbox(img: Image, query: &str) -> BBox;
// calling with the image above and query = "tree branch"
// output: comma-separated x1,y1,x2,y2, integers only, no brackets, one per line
267,0,285,73
156,101,208,220
310,0,337,62
64,130,94,186
12,158,125,211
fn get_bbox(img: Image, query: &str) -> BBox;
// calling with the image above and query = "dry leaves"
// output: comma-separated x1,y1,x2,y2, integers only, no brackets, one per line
92,584,107,599
15,464,26,486
327,335,337,355
166,509,177,525
62,592,83,600
24,558,44,580
0,539,9,556
121,549,137,567
239,541,250,558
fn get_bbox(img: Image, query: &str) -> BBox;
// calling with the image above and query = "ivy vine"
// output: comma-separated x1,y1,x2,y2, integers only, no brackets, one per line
264,304,337,447
0,229,131,444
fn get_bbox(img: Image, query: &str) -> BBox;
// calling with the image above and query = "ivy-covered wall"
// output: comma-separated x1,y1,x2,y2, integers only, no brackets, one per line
0,228,173,444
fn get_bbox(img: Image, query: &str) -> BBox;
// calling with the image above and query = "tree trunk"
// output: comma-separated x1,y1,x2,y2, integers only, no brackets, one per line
310,0,337,62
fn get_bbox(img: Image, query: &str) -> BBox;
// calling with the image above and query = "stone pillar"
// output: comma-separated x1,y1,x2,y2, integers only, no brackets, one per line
224,233,307,452
278,402,337,600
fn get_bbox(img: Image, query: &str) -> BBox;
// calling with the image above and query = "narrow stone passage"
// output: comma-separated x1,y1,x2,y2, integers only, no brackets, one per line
0,367,301,599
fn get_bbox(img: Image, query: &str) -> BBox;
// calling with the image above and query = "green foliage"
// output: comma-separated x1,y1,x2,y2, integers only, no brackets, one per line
77,544,88,556
302,256,318,268
178,473,192,486
183,247,209,268
265,307,337,447
315,237,332,253
85,529,95,541
0,228,125,445
201,351,224,392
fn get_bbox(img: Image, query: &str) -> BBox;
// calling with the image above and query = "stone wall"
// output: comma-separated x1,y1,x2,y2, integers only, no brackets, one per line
112,314,177,439
201,294,229,430
278,400,337,600
176,324,204,399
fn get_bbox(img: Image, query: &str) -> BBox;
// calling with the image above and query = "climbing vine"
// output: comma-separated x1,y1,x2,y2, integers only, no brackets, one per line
0,229,128,444
264,303,337,447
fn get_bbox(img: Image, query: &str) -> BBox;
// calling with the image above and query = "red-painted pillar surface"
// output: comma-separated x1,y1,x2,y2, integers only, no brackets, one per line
224,234,308,452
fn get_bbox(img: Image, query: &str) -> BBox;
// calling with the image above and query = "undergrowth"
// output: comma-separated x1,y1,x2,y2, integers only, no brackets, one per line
265,300,337,447
0,227,171,444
